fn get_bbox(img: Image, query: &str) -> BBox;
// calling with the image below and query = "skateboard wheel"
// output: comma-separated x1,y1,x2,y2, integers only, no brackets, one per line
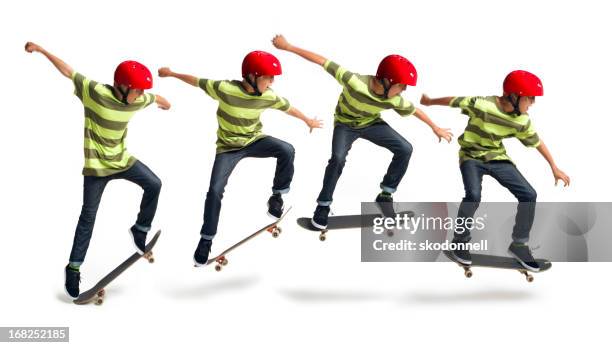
526,275,534,282
222,258,229,266
215,264,222,272
319,233,326,242
95,298,103,305
97,289,105,297
272,231,279,238
276,227,282,234
464,270,473,278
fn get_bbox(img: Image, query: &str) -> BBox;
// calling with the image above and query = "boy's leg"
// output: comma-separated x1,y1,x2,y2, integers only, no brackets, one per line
194,150,243,266
487,161,537,244
487,161,539,271
68,176,110,266
65,175,109,298
244,136,295,195
242,136,295,218
116,160,163,253
448,159,486,265
316,123,361,206
454,160,487,242
360,121,413,195
199,151,244,241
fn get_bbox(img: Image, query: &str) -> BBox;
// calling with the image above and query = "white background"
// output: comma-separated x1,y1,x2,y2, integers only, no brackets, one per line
1,0,611,346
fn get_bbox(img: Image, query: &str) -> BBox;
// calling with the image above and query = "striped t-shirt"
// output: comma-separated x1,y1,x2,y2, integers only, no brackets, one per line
324,60,416,128
73,72,156,176
198,79,291,153
450,96,541,163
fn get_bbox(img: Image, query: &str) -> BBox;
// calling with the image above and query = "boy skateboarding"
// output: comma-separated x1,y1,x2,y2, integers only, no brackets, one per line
158,50,321,266
25,42,171,299
421,70,571,271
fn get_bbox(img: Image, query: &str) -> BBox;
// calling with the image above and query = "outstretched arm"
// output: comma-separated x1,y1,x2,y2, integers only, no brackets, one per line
158,67,198,86
420,94,455,107
536,140,570,187
272,34,327,67
285,106,323,133
25,42,74,79
413,108,453,143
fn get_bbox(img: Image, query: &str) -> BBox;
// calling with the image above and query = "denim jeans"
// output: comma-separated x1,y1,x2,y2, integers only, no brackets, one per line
316,121,413,206
454,159,537,243
69,160,162,264
200,136,295,239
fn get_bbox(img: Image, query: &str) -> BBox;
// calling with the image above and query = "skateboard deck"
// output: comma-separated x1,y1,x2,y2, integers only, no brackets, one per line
74,230,161,305
297,210,414,241
443,250,551,282
206,207,292,271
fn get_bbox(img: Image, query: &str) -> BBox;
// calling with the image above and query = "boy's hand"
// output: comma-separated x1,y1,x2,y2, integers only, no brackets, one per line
552,167,570,187
25,41,42,53
158,67,173,78
305,117,323,133
433,126,453,143
420,94,432,106
272,34,291,51
155,95,171,110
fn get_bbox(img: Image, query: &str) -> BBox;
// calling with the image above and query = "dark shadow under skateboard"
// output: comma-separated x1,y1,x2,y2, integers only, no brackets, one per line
297,210,414,241
205,207,292,271
74,230,161,305
443,250,551,282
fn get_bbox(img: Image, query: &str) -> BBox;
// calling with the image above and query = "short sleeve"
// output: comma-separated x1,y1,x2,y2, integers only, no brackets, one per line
516,119,541,147
198,78,220,100
72,72,91,101
395,97,416,116
323,60,355,87
449,96,479,109
270,95,291,112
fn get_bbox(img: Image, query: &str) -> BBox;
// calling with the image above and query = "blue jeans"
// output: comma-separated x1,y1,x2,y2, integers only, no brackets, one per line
200,136,295,239
454,159,537,243
317,121,413,206
69,160,162,264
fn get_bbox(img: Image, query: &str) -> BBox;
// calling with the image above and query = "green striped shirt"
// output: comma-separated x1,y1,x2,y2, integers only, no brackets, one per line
450,96,541,163
198,79,291,153
324,60,415,129
72,72,156,176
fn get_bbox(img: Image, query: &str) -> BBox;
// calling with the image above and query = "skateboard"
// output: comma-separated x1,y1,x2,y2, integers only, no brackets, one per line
74,230,161,305
206,207,292,272
443,250,551,282
297,210,415,241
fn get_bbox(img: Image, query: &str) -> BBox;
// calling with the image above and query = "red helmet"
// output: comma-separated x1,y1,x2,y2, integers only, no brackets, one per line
242,51,282,78
114,60,153,90
376,55,417,86
503,70,543,97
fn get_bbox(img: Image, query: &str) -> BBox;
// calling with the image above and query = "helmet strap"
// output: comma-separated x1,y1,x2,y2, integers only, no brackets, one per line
116,85,131,105
506,94,521,115
378,78,391,99
247,75,262,96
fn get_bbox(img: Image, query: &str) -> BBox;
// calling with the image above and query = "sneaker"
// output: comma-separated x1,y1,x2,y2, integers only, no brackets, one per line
508,242,540,272
311,205,330,230
267,193,284,219
375,192,396,217
194,238,213,267
448,239,472,265
128,226,147,255
64,265,81,299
